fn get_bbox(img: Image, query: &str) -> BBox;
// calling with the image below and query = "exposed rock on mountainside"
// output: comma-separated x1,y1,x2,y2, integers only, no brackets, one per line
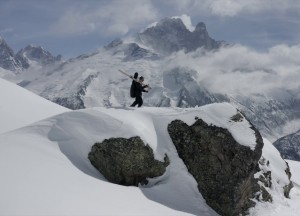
168,116,263,215
88,136,169,186
0,37,23,71
273,129,300,161
137,18,224,55
16,45,61,66
0,37,61,71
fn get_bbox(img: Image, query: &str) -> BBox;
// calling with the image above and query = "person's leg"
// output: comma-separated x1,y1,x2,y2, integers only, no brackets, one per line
137,96,143,107
130,98,138,107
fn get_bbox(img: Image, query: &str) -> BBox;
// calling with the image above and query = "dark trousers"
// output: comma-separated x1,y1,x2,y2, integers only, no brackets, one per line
130,95,143,107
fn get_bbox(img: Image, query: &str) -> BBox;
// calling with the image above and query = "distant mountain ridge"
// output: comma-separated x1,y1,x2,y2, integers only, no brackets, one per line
0,36,23,71
274,129,300,161
0,17,300,144
0,36,61,71
16,45,61,67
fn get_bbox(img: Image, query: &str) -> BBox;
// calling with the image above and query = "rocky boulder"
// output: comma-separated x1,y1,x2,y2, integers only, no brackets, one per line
88,136,169,186
167,116,264,216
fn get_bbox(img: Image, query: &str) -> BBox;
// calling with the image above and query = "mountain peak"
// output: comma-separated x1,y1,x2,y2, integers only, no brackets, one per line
194,22,207,32
137,17,222,55
0,36,8,47
16,44,61,66
0,36,23,71
156,17,187,30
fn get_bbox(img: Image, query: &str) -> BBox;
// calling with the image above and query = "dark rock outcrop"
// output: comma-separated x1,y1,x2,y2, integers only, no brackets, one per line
88,136,169,186
168,117,264,216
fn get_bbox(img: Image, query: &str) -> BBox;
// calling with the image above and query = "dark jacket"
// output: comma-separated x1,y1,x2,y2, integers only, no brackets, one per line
134,82,148,97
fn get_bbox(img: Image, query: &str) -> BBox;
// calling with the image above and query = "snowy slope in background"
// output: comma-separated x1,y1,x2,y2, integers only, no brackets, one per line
13,42,300,143
0,16,298,143
0,103,298,215
1,17,300,143
0,78,68,134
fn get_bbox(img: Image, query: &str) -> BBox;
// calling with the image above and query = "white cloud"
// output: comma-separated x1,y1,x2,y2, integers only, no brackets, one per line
52,0,159,36
165,44,300,96
172,14,195,31
163,0,300,17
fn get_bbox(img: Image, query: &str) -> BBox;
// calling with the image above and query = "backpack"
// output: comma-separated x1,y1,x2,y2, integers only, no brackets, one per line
130,81,136,98
130,72,138,98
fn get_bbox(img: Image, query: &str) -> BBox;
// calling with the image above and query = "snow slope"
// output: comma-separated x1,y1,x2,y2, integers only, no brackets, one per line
0,78,68,134
0,102,299,215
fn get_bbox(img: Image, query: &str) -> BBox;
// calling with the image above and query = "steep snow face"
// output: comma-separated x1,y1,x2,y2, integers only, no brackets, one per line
0,78,68,134
0,102,297,216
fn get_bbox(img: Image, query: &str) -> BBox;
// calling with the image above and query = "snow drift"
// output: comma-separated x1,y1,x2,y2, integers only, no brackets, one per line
0,102,298,215
0,77,68,134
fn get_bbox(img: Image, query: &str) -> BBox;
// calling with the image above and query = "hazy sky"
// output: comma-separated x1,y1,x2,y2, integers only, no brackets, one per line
1,0,300,57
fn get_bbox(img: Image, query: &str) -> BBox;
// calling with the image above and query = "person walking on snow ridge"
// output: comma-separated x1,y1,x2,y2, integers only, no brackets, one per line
130,75,149,107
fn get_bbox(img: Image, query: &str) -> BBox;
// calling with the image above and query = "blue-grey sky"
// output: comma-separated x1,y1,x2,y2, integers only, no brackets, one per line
1,0,300,58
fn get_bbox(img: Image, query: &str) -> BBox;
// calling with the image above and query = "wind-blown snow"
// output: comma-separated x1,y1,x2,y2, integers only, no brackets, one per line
0,78,68,134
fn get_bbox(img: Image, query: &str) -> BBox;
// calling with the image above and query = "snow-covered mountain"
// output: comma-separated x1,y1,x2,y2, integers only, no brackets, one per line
16,44,62,67
13,43,299,142
0,36,23,71
0,70,299,215
0,88,298,215
137,17,224,55
273,129,300,161
1,16,300,145
0,36,61,71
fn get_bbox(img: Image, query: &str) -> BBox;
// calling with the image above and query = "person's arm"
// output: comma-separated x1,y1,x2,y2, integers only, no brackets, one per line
142,85,149,92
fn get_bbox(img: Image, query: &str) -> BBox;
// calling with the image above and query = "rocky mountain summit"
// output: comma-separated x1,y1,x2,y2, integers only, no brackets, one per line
137,17,224,55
